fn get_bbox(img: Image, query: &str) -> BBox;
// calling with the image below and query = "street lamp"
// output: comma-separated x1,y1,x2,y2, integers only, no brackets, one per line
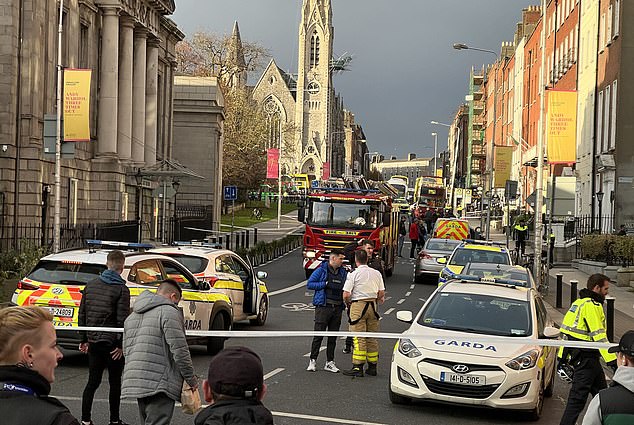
453,42,499,240
596,190,604,233
172,179,180,241
135,169,143,243
431,132,438,176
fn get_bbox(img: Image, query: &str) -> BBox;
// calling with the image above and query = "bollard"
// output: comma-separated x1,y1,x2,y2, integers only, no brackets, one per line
225,235,231,250
254,228,258,244
211,237,216,245
242,231,246,248
246,230,250,248
556,274,563,309
570,280,578,306
236,232,240,249
606,296,615,342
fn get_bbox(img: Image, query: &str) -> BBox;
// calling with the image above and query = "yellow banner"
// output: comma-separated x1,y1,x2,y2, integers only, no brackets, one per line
493,145,513,188
547,90,577,163
63,69,92,141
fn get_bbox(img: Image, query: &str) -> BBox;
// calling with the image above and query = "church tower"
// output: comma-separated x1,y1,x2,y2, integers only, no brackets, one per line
294,0,333,179
227,21,247,89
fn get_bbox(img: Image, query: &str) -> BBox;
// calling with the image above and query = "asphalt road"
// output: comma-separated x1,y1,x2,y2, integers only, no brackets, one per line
51,244,573,425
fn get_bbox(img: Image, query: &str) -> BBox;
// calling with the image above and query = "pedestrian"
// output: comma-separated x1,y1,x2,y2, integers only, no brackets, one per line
617,225,627,236
397,215,408,257
78,250,130,425
121,280,198,425
409,219,420,258
513,219,529,256
424,208,434,234
582,330,634,425
306,249,347,373
0,306,80,425
417,217,427,246
342,250,385,377
558,273,617,425
195,346,274,425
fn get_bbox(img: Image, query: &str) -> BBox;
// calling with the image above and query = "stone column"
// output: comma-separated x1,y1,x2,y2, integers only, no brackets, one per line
144,38,160,166
97,6,119,157
117,15,135,160
166,59,178,159
131,28,147,164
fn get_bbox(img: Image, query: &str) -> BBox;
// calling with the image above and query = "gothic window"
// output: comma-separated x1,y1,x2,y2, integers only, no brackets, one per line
310,31,320,68
264,97,282,150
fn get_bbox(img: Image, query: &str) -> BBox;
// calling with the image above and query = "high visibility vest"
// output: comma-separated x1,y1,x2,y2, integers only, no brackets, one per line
558,296,616,363
514,225,528,232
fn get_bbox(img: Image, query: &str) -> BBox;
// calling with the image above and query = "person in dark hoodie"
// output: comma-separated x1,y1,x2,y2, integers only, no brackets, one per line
0,306,80,425
78,250,130,425
195,346,274,425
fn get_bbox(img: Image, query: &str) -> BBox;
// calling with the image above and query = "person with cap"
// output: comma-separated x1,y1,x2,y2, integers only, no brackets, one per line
558,273,617,425
582,330,634,425
195,346,273,425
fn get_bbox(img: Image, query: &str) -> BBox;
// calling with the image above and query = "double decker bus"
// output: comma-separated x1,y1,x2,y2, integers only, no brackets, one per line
414,175,445,208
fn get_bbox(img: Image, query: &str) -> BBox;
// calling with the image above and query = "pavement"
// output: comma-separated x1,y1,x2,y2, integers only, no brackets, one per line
246,210,304,243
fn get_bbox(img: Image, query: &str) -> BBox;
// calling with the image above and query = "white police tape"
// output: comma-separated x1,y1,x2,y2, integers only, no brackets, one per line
58,326,619,351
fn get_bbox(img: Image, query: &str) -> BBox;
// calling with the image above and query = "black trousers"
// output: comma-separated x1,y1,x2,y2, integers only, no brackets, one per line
516,239,526,255
81,341,125,422
409,240,418,258
559,356,607,425
310,305,343,361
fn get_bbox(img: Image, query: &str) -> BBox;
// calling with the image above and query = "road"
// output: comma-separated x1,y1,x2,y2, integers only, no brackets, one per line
52,245,572,425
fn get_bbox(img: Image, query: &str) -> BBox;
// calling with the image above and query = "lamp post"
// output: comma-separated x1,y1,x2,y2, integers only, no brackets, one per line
596,190,604,233
172,179,180,241
431,132,438,177
135,169,143,243
454,42,499,240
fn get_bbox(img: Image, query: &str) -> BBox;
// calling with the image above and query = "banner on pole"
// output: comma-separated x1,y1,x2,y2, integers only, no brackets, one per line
546,90,577,164
493,145,514,188
266,148,279,179
322,162,330,180
63,69,92,141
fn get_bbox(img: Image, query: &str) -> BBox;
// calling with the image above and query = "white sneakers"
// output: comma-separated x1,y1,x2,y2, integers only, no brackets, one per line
307,359,340,373
306,359,317,371
324,361,340,373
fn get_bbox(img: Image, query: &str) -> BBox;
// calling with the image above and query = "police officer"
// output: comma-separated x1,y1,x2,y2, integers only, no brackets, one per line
513,219,529,256
582,330,634,425
558,273,617,425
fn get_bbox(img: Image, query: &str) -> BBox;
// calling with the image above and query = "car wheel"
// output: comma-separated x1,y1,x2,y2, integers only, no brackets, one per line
544,363,555,397
528,378,545,421
249,295,268,326
206,313,226,355
388,378,411,405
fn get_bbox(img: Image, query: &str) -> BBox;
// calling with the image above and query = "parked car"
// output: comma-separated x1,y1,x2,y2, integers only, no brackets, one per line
414,238,461,283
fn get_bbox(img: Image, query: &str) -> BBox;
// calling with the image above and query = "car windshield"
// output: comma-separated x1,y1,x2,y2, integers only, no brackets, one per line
464,265,529,284
426,239,461,252
161,254,208,274
26,260,107,285
449,248,510,266
307,200,379,229
419,292,532,337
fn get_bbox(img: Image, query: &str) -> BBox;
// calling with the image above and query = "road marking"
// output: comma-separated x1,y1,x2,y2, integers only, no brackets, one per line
281,302,314,312
397,299,405,305
419,298,426,302
264,367,285,380
304,346,326,357
269,280,307,296
384,296,392,301
384,308,395,315
410,284,415,289
405,291,411,297
271,411,388,425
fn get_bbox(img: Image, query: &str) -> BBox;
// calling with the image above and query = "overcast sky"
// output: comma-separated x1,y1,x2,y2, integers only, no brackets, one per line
173,0,538,159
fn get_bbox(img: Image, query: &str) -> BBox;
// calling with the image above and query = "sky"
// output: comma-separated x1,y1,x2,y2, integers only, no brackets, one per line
172,0,538,159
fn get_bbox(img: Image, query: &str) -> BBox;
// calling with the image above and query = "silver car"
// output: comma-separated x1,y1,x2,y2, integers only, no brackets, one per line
414,238,461,283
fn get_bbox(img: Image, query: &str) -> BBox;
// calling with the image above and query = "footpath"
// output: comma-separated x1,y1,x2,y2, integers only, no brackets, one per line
245,210,303,244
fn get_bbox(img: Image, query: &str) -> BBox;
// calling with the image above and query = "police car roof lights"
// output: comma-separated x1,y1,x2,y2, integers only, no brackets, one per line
85,240,155,251
451,273,528,288
173,241,223,249
462,239,507,247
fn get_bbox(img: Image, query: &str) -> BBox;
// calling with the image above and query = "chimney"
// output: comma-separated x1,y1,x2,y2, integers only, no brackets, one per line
408,153,416,161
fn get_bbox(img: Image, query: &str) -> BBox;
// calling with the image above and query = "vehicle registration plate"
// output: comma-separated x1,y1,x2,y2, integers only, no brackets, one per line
440,372,486,386
45,307,74,318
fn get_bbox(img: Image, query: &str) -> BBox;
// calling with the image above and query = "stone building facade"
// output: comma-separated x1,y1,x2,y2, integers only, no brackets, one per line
0,0,184,245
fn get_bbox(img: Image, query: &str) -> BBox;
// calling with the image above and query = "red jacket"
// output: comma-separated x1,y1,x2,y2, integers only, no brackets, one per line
409,222,419,240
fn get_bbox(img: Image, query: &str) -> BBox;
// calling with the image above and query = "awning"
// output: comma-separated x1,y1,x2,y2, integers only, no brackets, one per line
135,158,205,180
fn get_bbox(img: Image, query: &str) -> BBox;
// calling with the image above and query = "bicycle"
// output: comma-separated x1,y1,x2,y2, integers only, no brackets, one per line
525,252,550,296
251,208,263,220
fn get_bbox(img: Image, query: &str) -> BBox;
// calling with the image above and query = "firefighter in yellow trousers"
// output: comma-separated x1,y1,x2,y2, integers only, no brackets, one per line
342,250,385,377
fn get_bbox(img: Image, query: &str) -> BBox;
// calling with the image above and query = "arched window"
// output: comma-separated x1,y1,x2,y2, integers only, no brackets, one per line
264,97,282,150
310,31,320,68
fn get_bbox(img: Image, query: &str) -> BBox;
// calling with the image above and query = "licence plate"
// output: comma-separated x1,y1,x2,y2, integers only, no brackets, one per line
45,307,74,318
440,372,486,386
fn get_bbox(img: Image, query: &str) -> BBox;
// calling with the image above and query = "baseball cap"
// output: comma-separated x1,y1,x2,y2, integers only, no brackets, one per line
608,330,634,356
207,346,264,398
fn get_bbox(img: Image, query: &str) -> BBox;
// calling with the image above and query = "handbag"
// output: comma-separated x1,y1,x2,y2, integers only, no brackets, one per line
181,380,202,414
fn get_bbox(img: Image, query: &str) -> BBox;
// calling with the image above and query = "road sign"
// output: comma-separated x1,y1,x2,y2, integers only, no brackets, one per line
224,186,238,201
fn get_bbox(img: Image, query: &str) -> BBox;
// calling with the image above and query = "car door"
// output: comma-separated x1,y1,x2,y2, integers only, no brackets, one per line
535,296,556,374
230,255,257,316
215,255,245,321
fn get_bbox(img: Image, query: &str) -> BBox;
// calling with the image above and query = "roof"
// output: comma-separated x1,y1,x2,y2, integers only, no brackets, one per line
41,249,166,266
150,247,234,257
439,280,530,301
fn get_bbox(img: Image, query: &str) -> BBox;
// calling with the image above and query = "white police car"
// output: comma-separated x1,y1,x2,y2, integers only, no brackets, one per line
389,279,559,420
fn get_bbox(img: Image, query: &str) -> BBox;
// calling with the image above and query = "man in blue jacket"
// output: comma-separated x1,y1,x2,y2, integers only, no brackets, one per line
306,248,347,373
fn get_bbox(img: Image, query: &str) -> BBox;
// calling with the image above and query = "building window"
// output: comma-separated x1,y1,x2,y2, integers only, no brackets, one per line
597,90,603,153
67,178,78,226
607,4,613,46
599,13,605,52
610,80,617,151
603,84,610,153
613,0,620,38
79,23,89,68
310,31,320,68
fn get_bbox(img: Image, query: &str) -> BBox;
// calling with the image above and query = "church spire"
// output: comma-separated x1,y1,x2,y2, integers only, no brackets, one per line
227,21,247,89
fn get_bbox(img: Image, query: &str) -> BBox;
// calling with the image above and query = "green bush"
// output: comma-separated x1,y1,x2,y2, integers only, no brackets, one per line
613,235,634,264
234,234,302,265
0,241,46,281
580,234,619,262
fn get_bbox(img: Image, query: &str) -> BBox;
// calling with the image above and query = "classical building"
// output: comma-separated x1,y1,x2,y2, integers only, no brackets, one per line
0,0,185,247
370,154,433,184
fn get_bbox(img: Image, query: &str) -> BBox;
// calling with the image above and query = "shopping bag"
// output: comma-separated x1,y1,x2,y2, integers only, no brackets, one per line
181,381,201,414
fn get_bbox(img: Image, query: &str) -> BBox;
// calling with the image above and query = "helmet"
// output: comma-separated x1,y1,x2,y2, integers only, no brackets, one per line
557,363,574,384
354,217,366,226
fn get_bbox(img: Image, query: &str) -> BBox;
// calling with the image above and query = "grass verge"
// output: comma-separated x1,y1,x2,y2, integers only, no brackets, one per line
221,201,297,228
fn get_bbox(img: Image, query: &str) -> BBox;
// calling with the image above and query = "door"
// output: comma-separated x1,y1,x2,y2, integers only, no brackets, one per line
215,255,245,320
230,255,257,315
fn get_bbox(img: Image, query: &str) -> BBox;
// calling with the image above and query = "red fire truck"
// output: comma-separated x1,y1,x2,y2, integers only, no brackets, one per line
298,184,399,278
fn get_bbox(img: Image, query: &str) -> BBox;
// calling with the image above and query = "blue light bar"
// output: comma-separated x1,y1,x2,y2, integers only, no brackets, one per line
451,273,528,288
174,241,223,249
85,240,154,250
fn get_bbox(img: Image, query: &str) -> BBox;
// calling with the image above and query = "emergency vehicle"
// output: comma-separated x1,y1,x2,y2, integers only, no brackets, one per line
390,279,559,420
438,240,512,285
298,181,399,278
414,176,445,208
387,176,410,213
10,240,233,355
432,218,470,240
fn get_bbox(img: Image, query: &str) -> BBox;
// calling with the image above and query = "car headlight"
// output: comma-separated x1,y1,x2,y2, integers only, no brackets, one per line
505,349,540,370
398,338,422,358
305,250,316,258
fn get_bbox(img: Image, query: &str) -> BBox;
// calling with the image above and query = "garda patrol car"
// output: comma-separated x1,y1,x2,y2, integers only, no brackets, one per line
10,240,233,354
438,240,512,285
432,218,470,241
150,244,269,326
390,279,559,420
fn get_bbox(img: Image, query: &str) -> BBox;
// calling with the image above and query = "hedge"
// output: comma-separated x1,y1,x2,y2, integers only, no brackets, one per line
235,234,303,267
580,234,634,266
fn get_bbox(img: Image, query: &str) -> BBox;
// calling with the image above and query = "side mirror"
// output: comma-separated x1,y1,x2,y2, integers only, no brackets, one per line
382,212,391,227
256,271,268,280
298,207,306,223
198,280,211,291
396,311,413,323
541,326,560,339
437,257,447,264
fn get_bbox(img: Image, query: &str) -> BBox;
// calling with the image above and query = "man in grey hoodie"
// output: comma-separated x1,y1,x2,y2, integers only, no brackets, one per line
582,330,634,425
121,279,198,425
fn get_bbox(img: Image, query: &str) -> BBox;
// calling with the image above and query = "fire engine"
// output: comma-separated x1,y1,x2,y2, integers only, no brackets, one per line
298,180,399,278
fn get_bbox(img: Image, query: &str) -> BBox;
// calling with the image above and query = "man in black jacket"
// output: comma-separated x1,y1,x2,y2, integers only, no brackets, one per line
78,250,130,425
195,346,274,425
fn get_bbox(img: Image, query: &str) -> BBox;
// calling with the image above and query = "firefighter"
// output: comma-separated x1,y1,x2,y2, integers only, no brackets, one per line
513,219,529,256
558,273,617,425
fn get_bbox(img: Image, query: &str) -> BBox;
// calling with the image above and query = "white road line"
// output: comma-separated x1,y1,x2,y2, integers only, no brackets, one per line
397,299,405,304
384,296,392,301
384,308,395,315
264,367,285,380
303,346,326,357
419,298,427,302
410,284,415,289
269,280,307,296
271,411,388,425
405,291,411,297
